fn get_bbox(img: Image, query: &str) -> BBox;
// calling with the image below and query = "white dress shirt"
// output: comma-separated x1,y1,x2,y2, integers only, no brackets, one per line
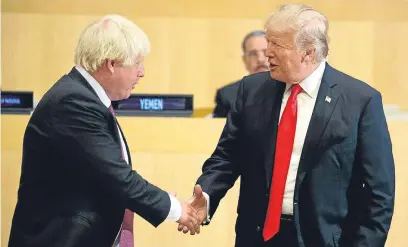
75,66,182,222
280,61,325,214
203,61,326,221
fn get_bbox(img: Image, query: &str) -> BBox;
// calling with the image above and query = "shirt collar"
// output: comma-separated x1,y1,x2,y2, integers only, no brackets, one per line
75,66,111,108
285,60,326,98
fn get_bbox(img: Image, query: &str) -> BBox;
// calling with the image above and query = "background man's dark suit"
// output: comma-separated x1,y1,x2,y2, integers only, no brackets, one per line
212,29,269,118
8,68,171,247
197,64,395,247
212,81,239,118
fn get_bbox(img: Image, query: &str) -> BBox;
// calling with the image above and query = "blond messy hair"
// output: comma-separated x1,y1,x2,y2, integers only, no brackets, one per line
74,15,150,72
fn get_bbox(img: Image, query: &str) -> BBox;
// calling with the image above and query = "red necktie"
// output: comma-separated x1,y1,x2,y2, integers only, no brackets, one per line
263,84,302,241
109,105,134,247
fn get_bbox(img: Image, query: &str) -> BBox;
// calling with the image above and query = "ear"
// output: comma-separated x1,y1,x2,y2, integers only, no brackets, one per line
103,59,116,74
302,46,316,63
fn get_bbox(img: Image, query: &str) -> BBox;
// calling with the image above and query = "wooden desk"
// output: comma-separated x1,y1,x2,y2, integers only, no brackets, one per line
1,116,407,246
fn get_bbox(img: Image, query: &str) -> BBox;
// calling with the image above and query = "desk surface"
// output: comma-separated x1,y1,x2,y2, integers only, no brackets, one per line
2,116,407,247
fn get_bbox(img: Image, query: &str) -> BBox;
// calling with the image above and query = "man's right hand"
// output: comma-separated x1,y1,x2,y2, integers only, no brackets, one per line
176,201,201,235
177,184,208,234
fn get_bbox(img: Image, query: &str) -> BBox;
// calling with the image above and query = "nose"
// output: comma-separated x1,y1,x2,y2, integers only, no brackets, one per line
257,51,267,63
266,43,275,58
266,49,275,59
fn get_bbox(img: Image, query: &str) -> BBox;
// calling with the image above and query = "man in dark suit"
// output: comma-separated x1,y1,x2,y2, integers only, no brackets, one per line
181,4,395,247
8,15,201,247
212,30,269,118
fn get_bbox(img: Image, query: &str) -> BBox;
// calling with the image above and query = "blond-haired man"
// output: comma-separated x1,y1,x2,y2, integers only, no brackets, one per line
8,15,201,247
183,4,395,247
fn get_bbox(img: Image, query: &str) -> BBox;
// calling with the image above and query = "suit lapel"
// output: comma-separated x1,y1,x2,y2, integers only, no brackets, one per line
68,67,100,99
69,67,134,167
296,65,340,187
116,120,133,167
263,80,286,188
108,111,133,167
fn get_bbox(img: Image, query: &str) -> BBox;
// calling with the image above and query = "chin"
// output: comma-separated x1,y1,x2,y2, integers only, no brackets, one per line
269,71,278,79
123,93,131,100
269,71,286,83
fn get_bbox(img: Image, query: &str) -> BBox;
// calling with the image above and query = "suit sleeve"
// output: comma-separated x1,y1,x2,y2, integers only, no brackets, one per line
212,89,229,118
353,92,395,247
51,94,170,227
197,80,244,221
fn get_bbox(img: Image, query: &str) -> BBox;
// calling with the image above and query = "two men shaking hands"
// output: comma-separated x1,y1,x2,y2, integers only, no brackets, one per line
8,3,395,247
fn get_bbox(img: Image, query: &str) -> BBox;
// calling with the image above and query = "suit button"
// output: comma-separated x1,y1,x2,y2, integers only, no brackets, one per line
256,225,261,232
265,193,269,197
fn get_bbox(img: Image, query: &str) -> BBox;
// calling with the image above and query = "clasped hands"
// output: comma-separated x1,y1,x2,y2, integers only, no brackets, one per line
174,185,207,235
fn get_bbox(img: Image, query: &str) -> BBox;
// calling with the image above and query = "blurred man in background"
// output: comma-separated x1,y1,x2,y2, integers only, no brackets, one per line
212,30,269,118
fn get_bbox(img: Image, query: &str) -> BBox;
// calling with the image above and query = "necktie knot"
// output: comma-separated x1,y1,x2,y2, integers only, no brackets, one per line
290,84,302,97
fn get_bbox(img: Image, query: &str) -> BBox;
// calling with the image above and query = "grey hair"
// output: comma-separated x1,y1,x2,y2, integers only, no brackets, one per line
264,4,329,62
241,30,266,53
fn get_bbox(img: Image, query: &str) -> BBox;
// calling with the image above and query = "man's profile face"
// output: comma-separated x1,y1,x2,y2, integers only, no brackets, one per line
105,57,145,101
242,36,269,74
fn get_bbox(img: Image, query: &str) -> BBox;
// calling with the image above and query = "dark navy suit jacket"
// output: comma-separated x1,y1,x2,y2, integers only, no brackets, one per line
9,68,171,247
197,63,395,247
212,81,239,118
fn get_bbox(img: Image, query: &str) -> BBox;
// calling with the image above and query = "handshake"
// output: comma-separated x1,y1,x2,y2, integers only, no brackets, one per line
173,185,208,235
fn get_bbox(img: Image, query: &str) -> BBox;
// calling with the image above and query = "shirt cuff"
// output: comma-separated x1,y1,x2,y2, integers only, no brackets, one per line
166,193,182,222
202,191,211,223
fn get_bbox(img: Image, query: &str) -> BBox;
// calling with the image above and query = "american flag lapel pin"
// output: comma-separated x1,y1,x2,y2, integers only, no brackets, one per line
325,96,331,103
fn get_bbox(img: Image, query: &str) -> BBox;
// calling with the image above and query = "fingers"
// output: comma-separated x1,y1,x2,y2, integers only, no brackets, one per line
180,221,200,235
189,221,201,235
185,220,195,234
194,220,200,234
185,208,200,235
191,185,206,213
193,184,203,198
178,222,199,235
188,207,198,221
176,195,205,235
177,207,201,235
177,224,188,233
